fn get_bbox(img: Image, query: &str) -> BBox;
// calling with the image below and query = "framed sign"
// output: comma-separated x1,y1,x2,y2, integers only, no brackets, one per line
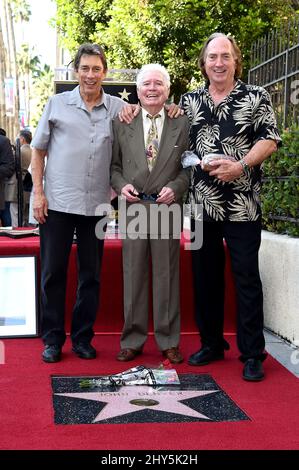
0,256,38,338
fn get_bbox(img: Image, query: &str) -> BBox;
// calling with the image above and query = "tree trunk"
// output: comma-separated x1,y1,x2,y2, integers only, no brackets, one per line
6,0,20,139
0,18,9,133
0,0,20,140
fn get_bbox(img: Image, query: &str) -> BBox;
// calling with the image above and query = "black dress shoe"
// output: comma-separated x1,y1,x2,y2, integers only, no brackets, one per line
243,358,264,381
72,342,96,359
42,345,62,363
188,346,224,366
116,348,142,362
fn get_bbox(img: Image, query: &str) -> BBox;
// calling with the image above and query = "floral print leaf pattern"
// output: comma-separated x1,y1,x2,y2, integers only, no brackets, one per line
194,181,226,221
196,123,220,155
215,103,230,121
231,174,252,192
228,193,259,221
221,134,251,159
252,181,261,205
182,93,205,127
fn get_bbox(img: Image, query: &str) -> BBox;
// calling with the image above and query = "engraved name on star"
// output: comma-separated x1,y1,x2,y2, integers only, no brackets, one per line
56,385,219,422
118,88,131,101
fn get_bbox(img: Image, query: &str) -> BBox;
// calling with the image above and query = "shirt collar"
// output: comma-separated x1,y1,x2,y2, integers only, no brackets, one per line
141,107,165,120
203,79,243,94
67,85,108,109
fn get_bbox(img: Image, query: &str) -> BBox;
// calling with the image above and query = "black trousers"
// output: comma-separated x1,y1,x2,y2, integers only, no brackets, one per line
39,210,104,346
191,219,266,361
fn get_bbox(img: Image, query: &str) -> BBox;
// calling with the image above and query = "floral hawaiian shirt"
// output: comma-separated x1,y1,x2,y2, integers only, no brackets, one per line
180,80,281,222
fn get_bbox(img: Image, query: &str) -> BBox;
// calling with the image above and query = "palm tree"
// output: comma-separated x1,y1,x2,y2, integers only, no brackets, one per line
0,18,9,133
17,43,40,125
31,64,54,128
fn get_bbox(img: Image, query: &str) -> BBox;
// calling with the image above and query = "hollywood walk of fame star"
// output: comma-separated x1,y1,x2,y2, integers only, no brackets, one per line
56,386,219,422
118,88,131,101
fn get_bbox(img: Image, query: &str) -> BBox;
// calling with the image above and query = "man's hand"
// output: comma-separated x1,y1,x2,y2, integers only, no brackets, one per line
165,103,184,119
156,186,175,204
33,192,48,224
209,159,244,182
121,184,140,202
118,104,141,124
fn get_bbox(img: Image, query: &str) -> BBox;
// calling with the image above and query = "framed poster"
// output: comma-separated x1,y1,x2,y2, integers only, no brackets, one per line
0,255,38,337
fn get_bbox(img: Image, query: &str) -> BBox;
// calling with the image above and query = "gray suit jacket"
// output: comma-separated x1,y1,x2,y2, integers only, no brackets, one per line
111,112,189,202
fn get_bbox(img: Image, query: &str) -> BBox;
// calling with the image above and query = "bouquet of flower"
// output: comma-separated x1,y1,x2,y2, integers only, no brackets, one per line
79,365,180,388
201,153,235,171
181,150,201,168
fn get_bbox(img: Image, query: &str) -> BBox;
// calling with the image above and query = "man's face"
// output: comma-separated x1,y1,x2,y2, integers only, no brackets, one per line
137,71,169,110
77,54,107,97
204,37,237,87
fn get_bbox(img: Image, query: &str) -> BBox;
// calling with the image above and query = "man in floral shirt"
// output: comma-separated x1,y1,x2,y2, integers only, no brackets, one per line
180,33,281,381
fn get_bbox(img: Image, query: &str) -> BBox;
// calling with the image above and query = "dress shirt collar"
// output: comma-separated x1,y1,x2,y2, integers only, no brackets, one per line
141,107,165,124
67,85,108,109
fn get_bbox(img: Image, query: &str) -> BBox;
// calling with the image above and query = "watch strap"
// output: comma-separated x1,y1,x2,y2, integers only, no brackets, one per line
239,158,250,174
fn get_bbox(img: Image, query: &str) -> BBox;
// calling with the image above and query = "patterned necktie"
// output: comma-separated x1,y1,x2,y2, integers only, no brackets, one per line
145,114,160,171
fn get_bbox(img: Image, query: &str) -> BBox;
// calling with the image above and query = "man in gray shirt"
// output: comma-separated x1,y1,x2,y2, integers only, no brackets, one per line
31,43,125,363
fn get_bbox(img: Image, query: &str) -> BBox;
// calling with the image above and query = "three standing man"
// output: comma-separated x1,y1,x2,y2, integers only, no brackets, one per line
32,33,280,379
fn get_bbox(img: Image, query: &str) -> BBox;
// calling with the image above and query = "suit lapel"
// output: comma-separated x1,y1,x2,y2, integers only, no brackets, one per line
127,113,150,175
146,114,180,184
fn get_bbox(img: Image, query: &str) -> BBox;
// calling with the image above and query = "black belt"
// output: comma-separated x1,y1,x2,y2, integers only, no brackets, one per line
138,192,159,201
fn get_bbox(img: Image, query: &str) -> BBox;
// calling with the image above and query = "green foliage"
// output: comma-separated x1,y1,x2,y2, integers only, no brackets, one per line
54,0,294,100
31,65,54,129
17,43,40,76
261,126,299,237
54,0,113,51
10,0,31,22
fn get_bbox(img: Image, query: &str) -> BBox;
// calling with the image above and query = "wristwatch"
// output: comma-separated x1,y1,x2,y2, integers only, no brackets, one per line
239,158,250,175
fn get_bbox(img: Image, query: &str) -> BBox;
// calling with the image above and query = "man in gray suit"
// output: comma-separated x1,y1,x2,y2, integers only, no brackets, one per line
111,64,189,364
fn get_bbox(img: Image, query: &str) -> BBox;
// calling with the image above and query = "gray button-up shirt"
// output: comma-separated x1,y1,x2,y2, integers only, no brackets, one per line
32,85,125,215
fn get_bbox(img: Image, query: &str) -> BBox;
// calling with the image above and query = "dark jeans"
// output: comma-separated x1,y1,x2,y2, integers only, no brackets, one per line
39,210,104,346
191,219,266,362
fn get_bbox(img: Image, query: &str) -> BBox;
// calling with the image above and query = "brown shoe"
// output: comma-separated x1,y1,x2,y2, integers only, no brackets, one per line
162,347,184,364
116,348,142,362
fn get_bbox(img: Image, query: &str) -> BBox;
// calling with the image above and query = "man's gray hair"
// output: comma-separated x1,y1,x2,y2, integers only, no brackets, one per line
136,64,170,89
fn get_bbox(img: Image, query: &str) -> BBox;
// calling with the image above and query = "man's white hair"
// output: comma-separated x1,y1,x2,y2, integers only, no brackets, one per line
136,63,170,89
